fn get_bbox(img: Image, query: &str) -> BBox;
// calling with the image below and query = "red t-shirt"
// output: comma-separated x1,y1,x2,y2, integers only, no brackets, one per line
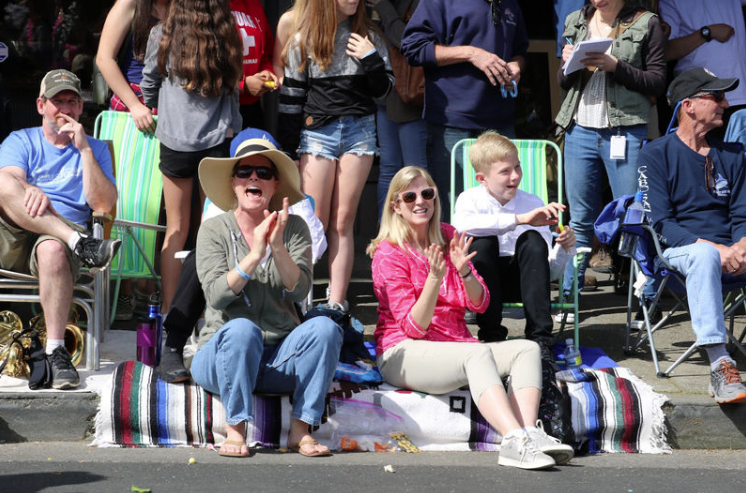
230,0,275,106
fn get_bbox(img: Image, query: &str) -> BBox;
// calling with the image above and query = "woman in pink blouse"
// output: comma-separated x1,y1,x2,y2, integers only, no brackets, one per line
367,166,573,470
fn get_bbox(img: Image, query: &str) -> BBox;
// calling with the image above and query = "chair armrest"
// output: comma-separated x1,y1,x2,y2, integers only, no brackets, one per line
92,211,114,224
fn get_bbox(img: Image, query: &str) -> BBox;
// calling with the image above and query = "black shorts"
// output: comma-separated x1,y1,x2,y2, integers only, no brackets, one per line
159,141,231,179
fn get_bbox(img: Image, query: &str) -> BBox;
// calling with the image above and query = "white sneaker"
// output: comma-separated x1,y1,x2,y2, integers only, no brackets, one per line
498,432,555,470
526,420,574,465
554,311,575,324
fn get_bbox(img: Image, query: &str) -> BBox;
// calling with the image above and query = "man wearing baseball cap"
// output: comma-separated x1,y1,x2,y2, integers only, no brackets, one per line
0,69,121,389
636,67,746,404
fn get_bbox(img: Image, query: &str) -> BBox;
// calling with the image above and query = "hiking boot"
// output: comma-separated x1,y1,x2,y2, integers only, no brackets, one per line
49,346,80,390
115,294,135,321
630,303,662,331
158,348,190,384
73,236,122,273
498,432,555,470
526,420,574,465
709,358,746,404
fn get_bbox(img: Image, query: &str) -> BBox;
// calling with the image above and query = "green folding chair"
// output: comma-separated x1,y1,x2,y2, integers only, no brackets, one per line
449,138,585,347
93,111,166,323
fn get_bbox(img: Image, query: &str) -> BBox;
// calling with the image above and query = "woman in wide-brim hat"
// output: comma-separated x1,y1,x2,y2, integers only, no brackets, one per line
190,128,342,458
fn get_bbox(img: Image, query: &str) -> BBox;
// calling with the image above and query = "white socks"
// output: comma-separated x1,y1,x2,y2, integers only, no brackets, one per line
67,231,83,251
45,338,65,355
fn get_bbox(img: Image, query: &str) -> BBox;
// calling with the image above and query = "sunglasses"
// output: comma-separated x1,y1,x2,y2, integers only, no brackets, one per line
690,90,726,103
483,0,502,26
398,188,436,204
705,156,717,192
232,165,277,180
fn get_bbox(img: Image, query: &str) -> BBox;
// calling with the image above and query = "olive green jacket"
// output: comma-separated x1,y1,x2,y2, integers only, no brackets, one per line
196,211,313,348
555,5,666,129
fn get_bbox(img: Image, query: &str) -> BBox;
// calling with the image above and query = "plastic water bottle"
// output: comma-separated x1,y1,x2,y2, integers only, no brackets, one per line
147,294,163,366
563,338,582,368
618,191,645,258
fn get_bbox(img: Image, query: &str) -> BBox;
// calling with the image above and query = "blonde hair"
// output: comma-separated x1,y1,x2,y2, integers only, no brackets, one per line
469,130,518,174
366,166,444,258
283,0,375,72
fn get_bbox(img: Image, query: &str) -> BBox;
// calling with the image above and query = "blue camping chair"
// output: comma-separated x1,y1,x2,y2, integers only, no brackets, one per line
597,196,746,377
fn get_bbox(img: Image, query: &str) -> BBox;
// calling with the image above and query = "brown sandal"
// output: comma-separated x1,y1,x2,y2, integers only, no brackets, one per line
290,438,332,457
219,439,250,458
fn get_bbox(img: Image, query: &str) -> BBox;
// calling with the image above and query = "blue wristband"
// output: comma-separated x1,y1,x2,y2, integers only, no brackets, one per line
235,263,252,281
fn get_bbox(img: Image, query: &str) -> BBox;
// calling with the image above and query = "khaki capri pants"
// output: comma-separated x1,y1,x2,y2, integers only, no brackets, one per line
378,338,542,404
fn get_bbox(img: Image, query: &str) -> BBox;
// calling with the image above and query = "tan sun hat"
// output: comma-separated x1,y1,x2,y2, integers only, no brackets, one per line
198,128,304,212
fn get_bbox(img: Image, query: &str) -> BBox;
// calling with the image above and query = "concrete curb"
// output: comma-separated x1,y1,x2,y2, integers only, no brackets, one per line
2,391,745,449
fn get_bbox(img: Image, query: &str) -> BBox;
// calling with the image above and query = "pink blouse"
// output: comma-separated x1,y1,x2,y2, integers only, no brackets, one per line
371,223,490,356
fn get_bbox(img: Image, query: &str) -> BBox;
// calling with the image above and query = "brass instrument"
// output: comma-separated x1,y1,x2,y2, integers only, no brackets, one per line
0,310,85,378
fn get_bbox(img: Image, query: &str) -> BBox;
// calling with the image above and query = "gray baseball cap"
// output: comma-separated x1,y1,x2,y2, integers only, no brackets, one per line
39,69,82,98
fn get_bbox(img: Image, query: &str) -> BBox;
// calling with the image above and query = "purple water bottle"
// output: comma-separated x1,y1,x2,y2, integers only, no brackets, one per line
148,294,163,366
136,317,157,367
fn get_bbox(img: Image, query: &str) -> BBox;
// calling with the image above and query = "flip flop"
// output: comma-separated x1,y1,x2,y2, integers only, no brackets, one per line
218,439,250,458
290,438,332,457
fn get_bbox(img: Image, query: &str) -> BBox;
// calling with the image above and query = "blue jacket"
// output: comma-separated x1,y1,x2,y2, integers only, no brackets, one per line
400,0,528,130
637,132,746,248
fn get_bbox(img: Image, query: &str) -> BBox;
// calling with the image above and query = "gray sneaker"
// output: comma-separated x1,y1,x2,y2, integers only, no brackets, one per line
73,236,122,274
498,432,555,470
49,346,80,390
526,420,574,465
709,358,746,404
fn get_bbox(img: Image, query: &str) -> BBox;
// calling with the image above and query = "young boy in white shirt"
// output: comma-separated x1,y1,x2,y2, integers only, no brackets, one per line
452,131,576,359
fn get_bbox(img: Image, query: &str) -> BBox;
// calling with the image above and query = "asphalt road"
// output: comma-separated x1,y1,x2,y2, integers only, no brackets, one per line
0,443,745,493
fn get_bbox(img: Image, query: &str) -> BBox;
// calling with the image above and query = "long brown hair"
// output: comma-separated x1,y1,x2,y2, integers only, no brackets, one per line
284,0,376,72
157,0,242,97
132,0,164,62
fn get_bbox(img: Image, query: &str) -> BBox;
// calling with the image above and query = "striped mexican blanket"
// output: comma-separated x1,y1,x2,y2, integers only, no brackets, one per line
93,361,670,454
557,367,671,454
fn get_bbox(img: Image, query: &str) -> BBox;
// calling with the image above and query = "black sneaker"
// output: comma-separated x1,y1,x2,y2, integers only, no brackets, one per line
158,348,190,383
73,236,121,273
49,346,80,390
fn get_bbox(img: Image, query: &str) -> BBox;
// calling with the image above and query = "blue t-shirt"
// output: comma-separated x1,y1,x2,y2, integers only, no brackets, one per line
637,132,746,248
0,127,115,225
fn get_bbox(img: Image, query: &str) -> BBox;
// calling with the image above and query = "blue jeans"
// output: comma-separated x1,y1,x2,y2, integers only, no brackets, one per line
562,123,647,294
427,122,515,221
299,114,377,160
190,317,343,426
661,242,739,346
376,106,429,218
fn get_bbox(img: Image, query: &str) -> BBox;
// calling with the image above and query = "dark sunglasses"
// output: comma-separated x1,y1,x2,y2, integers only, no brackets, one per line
705,156,717,192
485,0,502,26
232,165,277,180
690,90,726,103
398,188,436,204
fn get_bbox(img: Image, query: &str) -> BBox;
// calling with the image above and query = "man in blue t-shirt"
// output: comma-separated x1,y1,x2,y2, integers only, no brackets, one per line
0,69,121,390
401,0,528,219
638,67,746,404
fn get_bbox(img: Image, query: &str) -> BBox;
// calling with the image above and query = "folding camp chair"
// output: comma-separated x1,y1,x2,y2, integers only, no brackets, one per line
449,138,586,347
93,111,166,323
0,214,111,371
621,222,746,378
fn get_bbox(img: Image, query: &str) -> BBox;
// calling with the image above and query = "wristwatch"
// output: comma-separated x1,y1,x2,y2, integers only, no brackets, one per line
700,26,712,42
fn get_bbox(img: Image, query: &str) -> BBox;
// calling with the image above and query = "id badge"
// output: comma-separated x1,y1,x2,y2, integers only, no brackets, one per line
610,135,626,160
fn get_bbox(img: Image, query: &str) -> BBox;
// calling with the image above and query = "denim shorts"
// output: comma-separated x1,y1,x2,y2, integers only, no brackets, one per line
298,114,377,160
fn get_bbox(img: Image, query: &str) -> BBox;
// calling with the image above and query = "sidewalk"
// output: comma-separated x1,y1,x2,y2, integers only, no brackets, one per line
1,274,745,449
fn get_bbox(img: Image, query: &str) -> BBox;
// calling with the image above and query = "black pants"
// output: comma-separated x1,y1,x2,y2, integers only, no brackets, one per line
163,250,204,351
470,230,554,347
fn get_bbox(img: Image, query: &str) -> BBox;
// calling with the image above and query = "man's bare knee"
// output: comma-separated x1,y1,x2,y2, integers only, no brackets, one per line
36,240,72,276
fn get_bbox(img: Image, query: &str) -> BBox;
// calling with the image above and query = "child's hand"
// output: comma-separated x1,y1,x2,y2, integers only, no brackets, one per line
346,33,376,60
516,202,566,226
556,225,576,252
